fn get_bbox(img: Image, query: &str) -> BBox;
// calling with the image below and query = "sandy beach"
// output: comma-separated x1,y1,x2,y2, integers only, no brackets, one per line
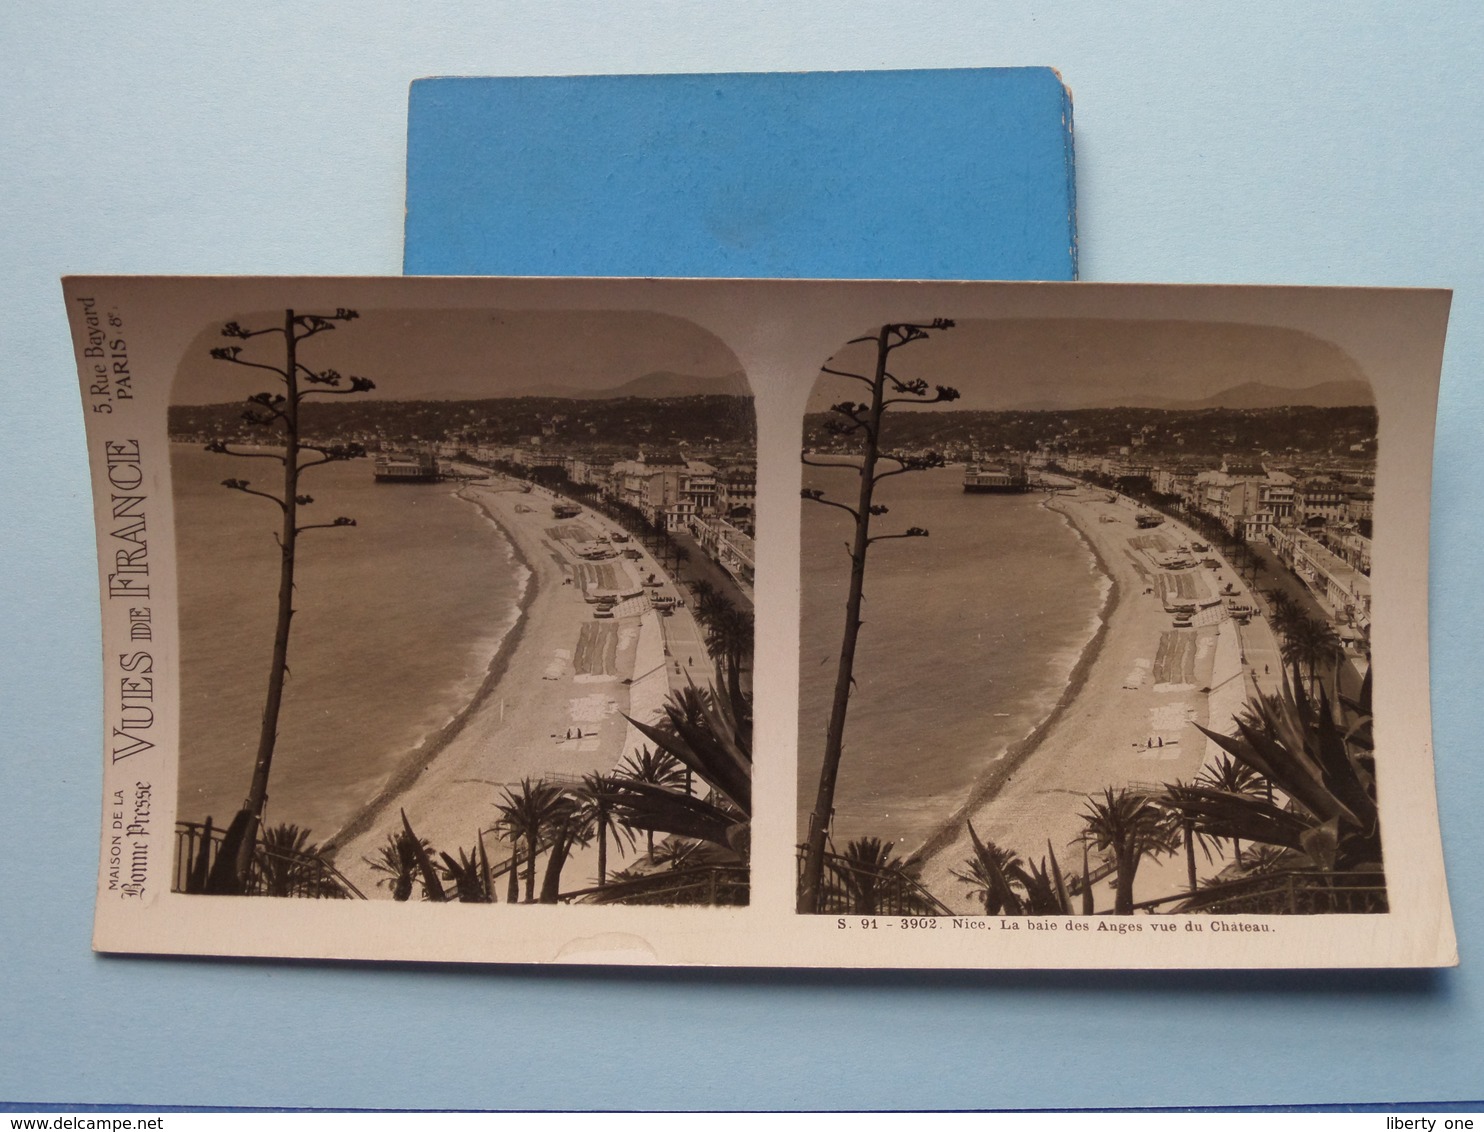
326,479,698,897
914,484,1279,913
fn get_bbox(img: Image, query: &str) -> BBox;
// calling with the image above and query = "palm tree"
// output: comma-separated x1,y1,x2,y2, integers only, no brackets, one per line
364,827,436,902
955,823,1073,916
1263,587,1297,634
1279,613,1342,698
257,823,341,898
615,746,688,858
617,744,689,790
1157,779,1227,892
576,771,634,887
536,792,594,904
1079,787,1180,914
1193,752,1270,867
835,837,914,915
688,584,727,643
495,778,568,902
689,579,722,620
688,578,717,610
952,832,1025,915
701,601,753,708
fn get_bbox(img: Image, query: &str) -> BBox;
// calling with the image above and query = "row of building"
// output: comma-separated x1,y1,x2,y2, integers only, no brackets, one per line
1049,452,1375,636
453,443,757,589
1056,454,1368,535
1268,525,1371,639
1054,454,1373,536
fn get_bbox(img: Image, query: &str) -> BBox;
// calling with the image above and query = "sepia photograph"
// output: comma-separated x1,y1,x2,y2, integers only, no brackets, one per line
164,305,755,907
798,316,1394,919
68,275,1453,967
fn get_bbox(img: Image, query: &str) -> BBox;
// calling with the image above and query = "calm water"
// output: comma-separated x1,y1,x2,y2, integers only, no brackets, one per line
798,464,1107,855
172,444,527,842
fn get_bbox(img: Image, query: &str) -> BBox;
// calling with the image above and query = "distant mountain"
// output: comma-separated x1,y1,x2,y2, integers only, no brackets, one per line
1181,380,1373,409
1011,380,1373,412
495,370,750,400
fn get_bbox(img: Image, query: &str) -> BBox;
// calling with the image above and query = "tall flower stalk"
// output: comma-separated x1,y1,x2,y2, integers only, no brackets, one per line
797,320,959,913
201,309,374,891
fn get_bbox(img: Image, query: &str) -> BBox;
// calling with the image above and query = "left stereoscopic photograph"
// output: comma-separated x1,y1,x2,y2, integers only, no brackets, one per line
89,289,754,913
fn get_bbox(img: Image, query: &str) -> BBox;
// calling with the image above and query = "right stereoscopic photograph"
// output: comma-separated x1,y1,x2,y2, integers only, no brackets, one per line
796,312,1413,920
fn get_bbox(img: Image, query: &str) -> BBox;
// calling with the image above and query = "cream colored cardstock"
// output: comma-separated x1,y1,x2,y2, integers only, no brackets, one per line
63,275,1455,968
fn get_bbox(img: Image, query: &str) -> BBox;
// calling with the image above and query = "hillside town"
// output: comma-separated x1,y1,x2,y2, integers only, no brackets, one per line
806,402,1377,653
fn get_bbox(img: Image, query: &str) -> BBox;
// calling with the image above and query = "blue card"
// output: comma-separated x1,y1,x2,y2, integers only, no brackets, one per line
404,68,1076,280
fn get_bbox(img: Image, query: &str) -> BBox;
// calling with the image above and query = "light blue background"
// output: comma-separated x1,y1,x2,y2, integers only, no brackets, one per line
2,3,1480,1111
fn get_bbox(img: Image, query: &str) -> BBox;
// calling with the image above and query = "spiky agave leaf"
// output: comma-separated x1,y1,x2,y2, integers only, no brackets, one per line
966,820,1025,916
1195,667,1376,834
439,845,493,903
600,780,744,851
476,831,496,903
401,809,446,902
625,683,750,814
1162,783,1315,852
1008,855,1071,916
1044,839,1074,915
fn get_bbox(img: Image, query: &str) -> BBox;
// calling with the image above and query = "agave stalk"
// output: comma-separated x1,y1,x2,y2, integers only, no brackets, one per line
797,320,958,913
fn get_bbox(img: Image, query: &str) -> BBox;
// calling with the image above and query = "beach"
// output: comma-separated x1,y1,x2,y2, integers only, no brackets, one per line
798,464,1109,853
326,479,699,896
913,484,1280,913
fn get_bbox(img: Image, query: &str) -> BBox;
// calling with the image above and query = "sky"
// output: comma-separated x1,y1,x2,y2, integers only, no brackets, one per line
804,317,1374,413
170,309,1374,413
171,307,744,404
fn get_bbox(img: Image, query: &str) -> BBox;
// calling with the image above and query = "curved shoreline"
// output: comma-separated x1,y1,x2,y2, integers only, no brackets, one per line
906,492,1119,867
320,480,720,896
323,484,537,855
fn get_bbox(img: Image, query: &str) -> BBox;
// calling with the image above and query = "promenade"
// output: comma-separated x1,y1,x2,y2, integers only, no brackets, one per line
329,481,705,895
916,485,1282,913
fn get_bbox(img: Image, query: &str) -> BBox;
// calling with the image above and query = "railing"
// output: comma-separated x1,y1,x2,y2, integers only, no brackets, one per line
564,866,749,906
1135,869,1388,915
173,821,366,899
1067,849,1117,892
796,848,954,916
534,772,589,790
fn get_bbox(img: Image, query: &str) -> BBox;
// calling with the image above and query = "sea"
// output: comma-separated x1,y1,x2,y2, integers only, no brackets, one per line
798,464,1108,857
171,443,528,844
